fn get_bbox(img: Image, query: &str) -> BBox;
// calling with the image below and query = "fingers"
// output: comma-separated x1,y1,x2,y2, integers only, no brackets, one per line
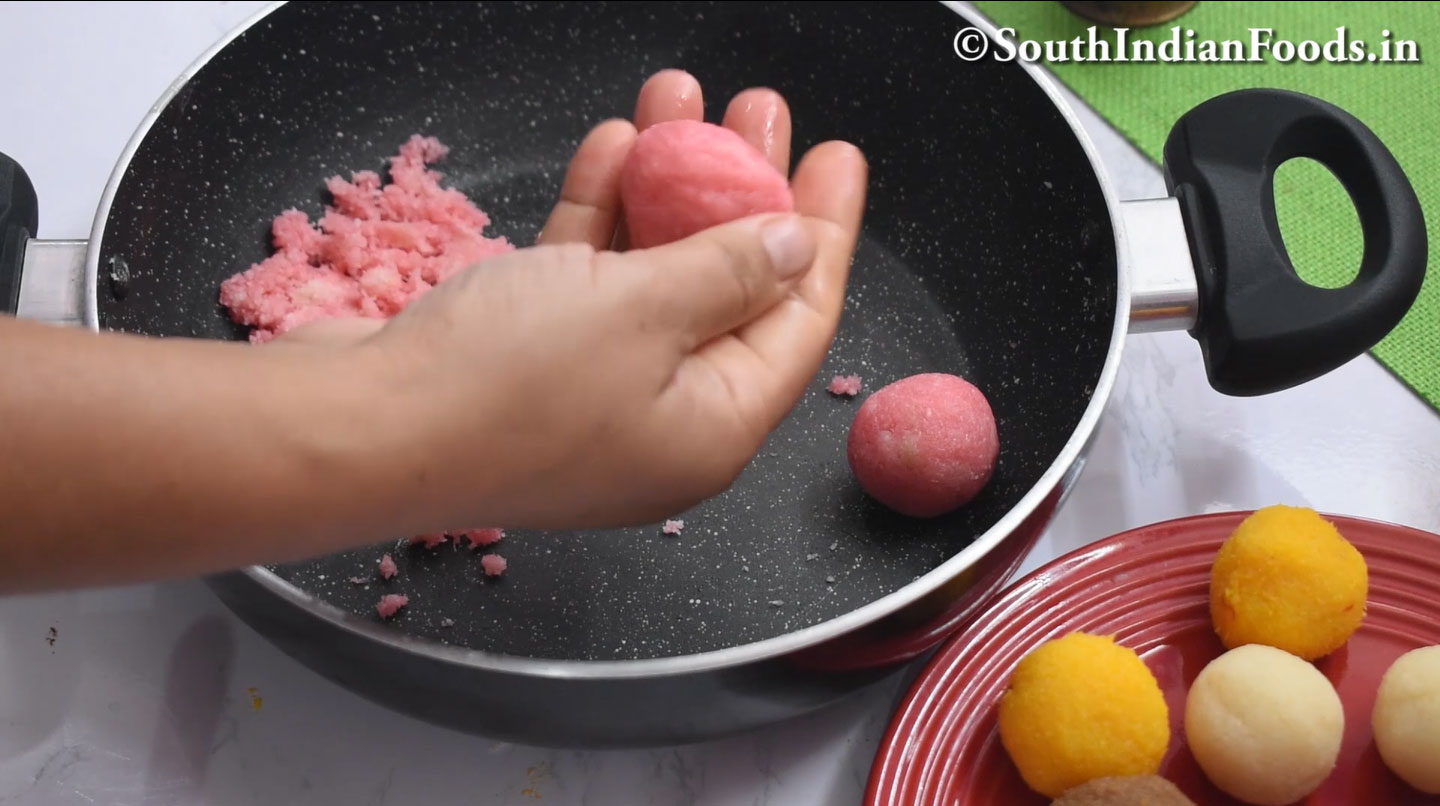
544,71,703,251
774,140,868,319
537,119,637,249
690,141,868,428
791,141,868,237
611,213,818,351
633,69,703,132
613,70,706,251
552,72,791,253
721,88,792,177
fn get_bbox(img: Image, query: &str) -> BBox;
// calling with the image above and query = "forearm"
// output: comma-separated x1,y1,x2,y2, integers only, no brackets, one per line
0,316,415,593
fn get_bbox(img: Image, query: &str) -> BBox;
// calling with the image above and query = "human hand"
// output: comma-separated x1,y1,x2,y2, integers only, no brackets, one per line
295,70,868,532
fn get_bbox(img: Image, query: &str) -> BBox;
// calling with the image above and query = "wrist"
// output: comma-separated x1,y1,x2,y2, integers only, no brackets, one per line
309,338,501,540
280,343,420,542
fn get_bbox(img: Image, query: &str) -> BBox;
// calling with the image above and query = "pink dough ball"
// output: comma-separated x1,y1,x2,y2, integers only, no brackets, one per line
619,119,794,249
846,373,999,518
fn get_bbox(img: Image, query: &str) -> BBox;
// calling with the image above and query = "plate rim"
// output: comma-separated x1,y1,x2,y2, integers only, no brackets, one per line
864,508,1440,805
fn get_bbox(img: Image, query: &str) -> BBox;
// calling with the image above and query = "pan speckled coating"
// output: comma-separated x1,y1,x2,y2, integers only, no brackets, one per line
93,1,1115,662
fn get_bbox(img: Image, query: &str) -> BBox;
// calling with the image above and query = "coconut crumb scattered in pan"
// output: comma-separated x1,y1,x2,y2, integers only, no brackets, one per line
481,555,508,577
662,519,685,536
461,528,504,549
377,553,397,580
827,374,862,396
410,533,448,550
411,529,505,551
376,594,409,619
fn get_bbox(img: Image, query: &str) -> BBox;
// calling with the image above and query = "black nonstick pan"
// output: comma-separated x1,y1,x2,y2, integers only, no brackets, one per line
0,1,1424,748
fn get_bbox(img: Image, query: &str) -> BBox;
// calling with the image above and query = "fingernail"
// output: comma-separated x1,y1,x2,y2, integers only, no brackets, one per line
761,216,815,279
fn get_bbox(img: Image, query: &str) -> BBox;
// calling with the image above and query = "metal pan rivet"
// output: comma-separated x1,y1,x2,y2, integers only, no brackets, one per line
107,256,130,300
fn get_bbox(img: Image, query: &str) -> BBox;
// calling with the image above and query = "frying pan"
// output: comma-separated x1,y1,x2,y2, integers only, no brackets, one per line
1,1,1425,748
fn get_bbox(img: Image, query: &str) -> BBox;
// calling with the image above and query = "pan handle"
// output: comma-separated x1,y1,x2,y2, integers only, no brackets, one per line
1161,88,1426,397
1,151,39,315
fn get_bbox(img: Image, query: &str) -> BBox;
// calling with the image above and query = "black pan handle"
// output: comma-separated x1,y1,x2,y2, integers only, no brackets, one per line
1162,88,1426,396
1,151,39,316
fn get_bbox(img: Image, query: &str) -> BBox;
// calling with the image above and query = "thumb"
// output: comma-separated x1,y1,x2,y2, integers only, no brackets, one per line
618,213,818,348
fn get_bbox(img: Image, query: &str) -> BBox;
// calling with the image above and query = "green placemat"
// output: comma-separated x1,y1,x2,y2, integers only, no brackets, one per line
973,1,1439,409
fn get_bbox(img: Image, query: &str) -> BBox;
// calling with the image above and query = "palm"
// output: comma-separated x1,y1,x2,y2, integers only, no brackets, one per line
538,70,867,445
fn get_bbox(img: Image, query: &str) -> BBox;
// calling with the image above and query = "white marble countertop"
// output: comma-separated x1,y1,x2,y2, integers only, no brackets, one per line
2,3,1437,804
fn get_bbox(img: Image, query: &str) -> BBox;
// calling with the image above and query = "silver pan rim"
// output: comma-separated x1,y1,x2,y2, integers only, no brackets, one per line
81,0,1134,681
82,0,286,330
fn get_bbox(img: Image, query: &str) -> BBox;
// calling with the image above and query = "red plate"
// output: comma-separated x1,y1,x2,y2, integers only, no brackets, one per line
866,511,1440,805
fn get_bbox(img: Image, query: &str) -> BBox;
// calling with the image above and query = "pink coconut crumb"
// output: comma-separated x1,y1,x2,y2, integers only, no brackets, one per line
218,135,514,343
827,375,862,396
461,528,505,550
376,594,409,619
662,519,685,536
480,554,508,577
377,553,397,580
409,533,448,550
